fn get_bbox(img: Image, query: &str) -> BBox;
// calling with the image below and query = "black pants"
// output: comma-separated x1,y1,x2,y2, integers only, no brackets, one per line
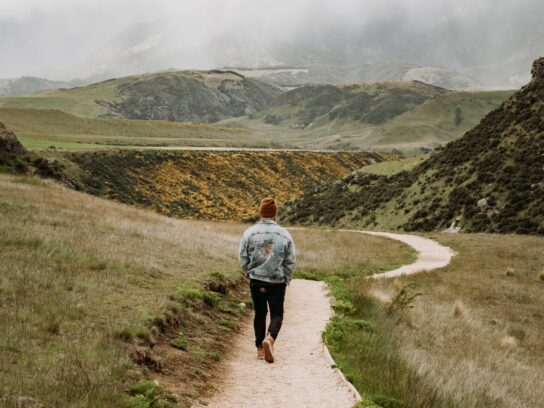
250,279,286,348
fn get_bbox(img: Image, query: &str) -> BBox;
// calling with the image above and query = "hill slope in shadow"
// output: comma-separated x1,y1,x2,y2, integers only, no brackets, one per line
280,58,544,235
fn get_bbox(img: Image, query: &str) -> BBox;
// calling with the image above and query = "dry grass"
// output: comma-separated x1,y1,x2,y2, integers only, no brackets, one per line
291,229,412,277
371,233,544,407
0,174,410,407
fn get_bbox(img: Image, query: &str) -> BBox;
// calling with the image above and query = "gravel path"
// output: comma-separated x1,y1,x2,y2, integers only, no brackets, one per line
204,279,357,408
355,231,455,279
202,231,454,408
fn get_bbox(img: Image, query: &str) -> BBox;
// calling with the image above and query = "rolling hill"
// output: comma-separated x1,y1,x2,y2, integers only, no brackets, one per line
280,58,544,235
0,70,283,123
220,82,513,153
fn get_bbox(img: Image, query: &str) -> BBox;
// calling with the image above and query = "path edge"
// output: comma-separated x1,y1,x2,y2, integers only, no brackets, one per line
320,285,363,402
317,230,455,406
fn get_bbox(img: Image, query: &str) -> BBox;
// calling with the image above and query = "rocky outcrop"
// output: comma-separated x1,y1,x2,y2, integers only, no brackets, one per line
530,57,544,84
0,122,71,182
0,121,30,171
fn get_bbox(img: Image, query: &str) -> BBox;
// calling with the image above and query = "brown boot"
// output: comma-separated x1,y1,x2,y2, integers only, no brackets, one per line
256,347,265,360
262,334,275,363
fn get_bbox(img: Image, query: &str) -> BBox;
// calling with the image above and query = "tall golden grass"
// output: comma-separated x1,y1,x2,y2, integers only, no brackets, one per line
370,233,544,407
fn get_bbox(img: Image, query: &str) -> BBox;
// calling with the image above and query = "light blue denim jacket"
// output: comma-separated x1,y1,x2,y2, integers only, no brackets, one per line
239,220,296,284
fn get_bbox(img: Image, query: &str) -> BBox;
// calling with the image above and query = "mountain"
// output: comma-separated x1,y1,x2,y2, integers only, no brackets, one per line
0,70,283,123
220,82,512,153
0,76,83,97
279,58,544,235
28,9,542,89
235,63,479,90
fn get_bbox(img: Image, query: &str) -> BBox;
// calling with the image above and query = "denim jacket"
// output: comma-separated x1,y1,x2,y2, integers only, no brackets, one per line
239,220,296,284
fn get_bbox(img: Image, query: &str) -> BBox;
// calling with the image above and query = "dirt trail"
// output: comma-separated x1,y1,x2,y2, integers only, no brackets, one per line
354,231,455,279
202,231,453,408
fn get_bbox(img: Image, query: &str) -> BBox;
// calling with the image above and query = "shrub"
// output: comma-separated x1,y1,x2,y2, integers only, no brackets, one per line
388,283,422,313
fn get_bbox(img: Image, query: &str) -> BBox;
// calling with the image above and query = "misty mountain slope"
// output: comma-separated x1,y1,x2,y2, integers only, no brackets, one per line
0,71,283,123
236,63,479,90
220,82,511,152
280,58,544,235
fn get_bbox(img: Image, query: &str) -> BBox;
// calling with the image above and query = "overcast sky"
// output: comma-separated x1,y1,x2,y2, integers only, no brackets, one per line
0,0,543,79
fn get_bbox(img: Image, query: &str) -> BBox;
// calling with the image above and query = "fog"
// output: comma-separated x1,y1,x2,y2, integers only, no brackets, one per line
0,0,543,84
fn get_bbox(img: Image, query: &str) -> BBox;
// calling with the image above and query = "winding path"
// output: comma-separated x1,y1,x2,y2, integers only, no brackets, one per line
201,231,454,408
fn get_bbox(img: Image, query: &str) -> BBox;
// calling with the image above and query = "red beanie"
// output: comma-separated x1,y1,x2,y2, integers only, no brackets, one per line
259,197,277,218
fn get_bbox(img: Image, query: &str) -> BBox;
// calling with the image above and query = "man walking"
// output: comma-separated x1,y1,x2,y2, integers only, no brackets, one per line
239,197,296,363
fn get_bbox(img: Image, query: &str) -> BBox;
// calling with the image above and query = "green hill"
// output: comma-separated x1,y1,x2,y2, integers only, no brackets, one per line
220,82,512,153
280,58,544,235
0,70,283,123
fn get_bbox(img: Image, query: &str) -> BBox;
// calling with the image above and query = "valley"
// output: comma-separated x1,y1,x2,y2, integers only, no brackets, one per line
0,4,542,404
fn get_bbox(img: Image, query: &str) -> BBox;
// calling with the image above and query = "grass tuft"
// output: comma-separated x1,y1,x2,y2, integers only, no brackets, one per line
202,291,222,308
217,319,239,331
452,300,465,318
499,335,518,349
170,338,188,351
126,380,178,408
170,287,203,302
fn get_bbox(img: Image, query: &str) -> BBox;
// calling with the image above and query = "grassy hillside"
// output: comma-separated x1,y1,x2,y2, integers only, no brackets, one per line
61,150,384,220
0,70,283,123
0,108,269,150
366,89,514,151
220,83,512,153
0,173,412,407
280,58,544,234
